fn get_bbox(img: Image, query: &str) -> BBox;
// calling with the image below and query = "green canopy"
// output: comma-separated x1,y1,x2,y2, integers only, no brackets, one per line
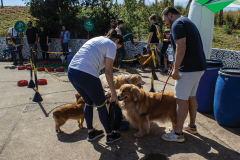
195,0,236,12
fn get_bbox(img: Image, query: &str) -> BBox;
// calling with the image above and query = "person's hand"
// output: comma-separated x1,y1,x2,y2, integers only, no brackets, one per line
12,36,16,39
146,45,149,50
35,41,37,45
46,42,48,46
164,39,168,42
172,69,181,80
68,43,70,47
110,91,118,104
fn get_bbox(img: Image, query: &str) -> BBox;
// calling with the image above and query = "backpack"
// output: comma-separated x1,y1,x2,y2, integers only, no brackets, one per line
154,24,162,40
109,102,122,131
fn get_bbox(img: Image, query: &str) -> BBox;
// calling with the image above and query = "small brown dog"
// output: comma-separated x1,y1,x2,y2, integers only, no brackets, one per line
117,84,176,137
114,51,121,66
134,51,152,71
53,95,86,133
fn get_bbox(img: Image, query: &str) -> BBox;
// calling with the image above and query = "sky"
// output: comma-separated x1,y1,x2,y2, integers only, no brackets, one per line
2,0,240,11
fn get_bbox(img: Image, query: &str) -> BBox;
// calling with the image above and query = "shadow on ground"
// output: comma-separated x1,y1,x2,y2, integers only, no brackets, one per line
57,129,88,143
54,121,239,159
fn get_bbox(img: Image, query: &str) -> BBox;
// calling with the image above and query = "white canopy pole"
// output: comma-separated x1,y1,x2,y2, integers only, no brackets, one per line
188,1,214,59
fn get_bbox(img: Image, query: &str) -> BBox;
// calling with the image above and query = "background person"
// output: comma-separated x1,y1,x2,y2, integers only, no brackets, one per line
105,19,116,36
115,20,138,69
68,30,123,144
38,25,49,60
4,37,19,59
161,7,206,142
60,25,70,60
147,14,161,68
7,27,19,44
161,28,171,73
26,21,38,52
7,27,23,62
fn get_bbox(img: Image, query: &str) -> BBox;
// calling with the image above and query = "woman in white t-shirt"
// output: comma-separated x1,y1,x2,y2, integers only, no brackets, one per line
68,30,123,144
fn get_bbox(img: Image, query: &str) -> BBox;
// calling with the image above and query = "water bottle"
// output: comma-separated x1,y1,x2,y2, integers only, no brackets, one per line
68,47,72,54
167,45,174,62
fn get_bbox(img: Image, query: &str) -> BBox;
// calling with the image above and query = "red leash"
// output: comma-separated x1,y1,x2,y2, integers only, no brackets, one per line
140,63,174,117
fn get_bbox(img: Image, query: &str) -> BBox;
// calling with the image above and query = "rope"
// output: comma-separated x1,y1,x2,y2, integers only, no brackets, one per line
122,58,137,62
44,68,69,82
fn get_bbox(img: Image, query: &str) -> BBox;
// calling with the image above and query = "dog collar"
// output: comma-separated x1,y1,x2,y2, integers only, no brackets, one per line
126,78,130,84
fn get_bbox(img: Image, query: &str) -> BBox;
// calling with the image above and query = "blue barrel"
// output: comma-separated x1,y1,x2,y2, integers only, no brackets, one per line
196,60,222,113
67,54,74,66
214,68,240,127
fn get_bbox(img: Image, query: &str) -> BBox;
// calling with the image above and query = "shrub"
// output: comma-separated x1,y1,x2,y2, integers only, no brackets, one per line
223,22,233,34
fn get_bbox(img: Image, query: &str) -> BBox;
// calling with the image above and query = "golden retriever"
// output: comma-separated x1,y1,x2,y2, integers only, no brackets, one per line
99,74,145,89
53,96,86,133
117,84,176,137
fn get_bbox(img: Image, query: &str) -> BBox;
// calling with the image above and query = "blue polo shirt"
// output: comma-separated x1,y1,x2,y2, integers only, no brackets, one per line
170,17,206,72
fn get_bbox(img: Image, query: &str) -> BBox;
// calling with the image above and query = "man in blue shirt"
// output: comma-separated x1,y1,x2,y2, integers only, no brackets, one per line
161,7,206,142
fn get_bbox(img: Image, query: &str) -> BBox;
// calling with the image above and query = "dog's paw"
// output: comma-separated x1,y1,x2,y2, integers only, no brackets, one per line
56,130,64,133
134,132,143,137
132,125,138,129
78,125,86,129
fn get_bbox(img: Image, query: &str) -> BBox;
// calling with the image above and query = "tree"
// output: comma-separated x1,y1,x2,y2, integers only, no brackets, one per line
24,0,81,38
219,9,223,25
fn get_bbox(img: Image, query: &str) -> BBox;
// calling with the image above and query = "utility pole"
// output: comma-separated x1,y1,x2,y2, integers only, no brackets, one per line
1,0,3,8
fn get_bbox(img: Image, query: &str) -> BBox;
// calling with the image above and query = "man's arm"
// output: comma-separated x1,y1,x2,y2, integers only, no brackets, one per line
172,37,186,80
46,36,49,45
35,28,38,44
35,33,38,44
147,32,153,49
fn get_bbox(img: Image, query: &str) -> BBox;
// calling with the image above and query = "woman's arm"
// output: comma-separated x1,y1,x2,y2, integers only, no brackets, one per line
68,31,70,41
105,57,118,103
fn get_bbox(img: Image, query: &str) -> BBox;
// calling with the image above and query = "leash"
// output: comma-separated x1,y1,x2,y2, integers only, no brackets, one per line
135,63,175,117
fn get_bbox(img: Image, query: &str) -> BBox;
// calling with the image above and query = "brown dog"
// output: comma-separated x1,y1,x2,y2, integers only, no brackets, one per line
53,96,86,133
114,51,121,66
117,84,176,137
134,51,152,71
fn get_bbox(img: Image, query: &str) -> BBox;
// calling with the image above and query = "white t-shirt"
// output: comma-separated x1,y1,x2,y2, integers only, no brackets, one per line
115,27,122,35
69,36,116,78
8,28,19,37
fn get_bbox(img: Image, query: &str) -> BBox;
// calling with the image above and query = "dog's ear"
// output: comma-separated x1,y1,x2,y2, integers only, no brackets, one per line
75,93,81,102
131,87,141,101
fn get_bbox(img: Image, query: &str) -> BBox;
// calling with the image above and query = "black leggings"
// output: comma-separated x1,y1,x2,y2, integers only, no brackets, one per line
40,42,48,59
68,68,112,133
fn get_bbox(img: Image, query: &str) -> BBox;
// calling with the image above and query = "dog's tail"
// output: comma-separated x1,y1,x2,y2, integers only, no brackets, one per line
53,111,59,119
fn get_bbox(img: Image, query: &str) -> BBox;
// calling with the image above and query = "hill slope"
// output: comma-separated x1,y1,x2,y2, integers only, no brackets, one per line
0,6,35,37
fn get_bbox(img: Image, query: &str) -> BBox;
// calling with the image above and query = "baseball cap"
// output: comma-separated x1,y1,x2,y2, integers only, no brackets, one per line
110,19,116,22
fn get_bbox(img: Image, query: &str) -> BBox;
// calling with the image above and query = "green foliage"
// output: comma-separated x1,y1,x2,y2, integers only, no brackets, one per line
223,22,232,34
24,0,81,38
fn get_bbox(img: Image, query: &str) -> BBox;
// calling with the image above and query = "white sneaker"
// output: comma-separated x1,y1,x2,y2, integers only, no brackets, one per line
162,129,185,142
183,122,198,134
